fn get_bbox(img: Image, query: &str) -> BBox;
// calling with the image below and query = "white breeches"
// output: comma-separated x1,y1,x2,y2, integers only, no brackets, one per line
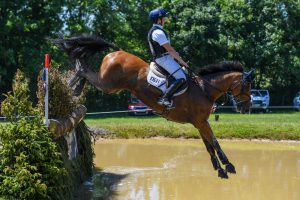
155,55,186,80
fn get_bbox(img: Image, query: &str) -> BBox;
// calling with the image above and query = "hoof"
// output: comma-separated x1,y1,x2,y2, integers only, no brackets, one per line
218,168,228,179
226,163,236,174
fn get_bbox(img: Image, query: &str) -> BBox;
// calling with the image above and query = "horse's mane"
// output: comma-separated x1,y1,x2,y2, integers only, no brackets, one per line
197,61,244,76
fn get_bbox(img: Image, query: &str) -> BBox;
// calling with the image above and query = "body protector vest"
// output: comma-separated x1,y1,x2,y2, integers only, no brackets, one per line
147,26,168,59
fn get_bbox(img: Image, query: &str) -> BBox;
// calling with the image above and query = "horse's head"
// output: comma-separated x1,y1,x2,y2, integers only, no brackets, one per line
231,69,255,113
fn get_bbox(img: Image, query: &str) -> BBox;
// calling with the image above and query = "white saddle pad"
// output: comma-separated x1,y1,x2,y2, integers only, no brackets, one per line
147,62,188,96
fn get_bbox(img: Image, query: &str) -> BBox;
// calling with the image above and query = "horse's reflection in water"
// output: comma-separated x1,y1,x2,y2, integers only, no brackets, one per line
54,35,255,178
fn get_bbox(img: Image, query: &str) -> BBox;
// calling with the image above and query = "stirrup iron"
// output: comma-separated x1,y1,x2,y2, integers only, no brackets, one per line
157,98,174,109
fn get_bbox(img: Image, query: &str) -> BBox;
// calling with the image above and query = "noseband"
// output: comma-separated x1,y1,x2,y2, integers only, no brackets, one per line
230,78,251,106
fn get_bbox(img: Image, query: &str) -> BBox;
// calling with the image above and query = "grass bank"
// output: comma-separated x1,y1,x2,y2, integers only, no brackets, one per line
85,112,300,140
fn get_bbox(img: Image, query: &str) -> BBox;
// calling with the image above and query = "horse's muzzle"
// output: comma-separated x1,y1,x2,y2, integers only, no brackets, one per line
236,101,251,114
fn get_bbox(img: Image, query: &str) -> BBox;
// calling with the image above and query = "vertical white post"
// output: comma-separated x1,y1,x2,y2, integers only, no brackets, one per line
45,54,49,127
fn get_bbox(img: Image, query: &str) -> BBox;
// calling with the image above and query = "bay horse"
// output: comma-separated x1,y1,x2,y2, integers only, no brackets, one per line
54,35,255,179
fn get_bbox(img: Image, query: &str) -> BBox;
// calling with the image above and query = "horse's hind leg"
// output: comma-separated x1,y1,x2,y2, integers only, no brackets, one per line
68,72,86,96
74,59,103,91
75,78,86,95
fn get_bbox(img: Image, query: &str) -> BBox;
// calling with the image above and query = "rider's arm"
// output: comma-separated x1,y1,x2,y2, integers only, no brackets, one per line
162,43,189,68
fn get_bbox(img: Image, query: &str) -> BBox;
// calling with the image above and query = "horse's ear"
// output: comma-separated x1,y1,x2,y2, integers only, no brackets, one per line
249,68,256,82
243,68,255,83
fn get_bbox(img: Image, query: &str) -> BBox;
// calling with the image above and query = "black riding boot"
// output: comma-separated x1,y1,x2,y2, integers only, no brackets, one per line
157,78,186,108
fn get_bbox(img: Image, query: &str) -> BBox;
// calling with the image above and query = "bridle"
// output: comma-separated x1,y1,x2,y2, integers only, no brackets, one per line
230,68,256,108
185,67,254,108
204,74,251,107
230,78,251,106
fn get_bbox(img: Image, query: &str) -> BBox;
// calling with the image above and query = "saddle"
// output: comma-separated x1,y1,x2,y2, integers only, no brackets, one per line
147,62,188,96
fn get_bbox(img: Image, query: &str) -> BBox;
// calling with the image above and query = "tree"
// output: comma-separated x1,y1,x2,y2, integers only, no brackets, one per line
1,69,35,122
167,0,300,105
164,0,224,67
0,0,299,106
0,0,65,98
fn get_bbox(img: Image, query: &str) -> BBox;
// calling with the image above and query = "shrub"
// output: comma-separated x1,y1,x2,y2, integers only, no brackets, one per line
0,69,69,199
1,69,36,122
0,117,68,200
36,66,93,199
37,67,85,119
0,68,94,199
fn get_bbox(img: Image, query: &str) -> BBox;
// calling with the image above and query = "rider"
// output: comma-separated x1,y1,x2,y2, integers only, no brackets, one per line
148,8,189,108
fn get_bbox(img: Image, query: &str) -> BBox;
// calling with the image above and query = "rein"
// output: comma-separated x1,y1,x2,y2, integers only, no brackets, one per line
186,67,252,108
185,66,229,107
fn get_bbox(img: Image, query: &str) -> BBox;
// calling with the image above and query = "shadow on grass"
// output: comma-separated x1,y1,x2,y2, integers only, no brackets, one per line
75,168,128,200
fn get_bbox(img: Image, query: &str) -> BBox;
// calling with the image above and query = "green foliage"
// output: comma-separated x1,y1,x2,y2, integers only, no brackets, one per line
36,66,94,199
0,70,69,199
0,0,65,95
0,116,68,200
37,67,85,119
166,0,299,104
86,86,130,111
1,69,36,122
1,68,94,199
0,0,299,106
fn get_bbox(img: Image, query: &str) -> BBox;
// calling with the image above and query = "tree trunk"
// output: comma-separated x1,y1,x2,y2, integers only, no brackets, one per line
49,105,87,139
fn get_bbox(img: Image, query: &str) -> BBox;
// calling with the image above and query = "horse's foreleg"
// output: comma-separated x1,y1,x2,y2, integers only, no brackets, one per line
197,120,236,175
197,121,228,178
213,139,236,174
202,137,228,179
199,121,236,177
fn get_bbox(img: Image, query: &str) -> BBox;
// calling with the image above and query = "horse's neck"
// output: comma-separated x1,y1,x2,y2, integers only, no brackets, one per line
205,72,241,101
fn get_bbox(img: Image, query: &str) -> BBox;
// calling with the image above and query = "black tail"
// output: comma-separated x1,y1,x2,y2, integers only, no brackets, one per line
52,35,120,60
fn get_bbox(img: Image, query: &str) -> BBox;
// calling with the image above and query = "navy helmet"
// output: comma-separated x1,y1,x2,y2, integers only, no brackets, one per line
149,8,167,23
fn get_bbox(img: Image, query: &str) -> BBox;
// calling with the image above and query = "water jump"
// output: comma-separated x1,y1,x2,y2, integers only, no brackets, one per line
53,35,255,179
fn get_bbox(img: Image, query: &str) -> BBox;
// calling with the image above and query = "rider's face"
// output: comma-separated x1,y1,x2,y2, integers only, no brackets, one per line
158,17,166,26
162,17,166,26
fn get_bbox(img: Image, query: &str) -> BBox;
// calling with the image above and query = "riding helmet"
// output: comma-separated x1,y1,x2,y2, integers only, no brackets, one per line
149,8,168,23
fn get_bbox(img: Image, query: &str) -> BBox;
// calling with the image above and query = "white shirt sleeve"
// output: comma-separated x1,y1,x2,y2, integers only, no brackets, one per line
152,29,169,46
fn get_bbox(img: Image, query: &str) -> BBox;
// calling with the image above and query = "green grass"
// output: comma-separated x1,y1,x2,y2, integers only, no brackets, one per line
85,112,300,140
2,112,298,140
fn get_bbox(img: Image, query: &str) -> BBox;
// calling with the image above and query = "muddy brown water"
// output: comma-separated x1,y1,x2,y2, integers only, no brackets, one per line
90,139,300,200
